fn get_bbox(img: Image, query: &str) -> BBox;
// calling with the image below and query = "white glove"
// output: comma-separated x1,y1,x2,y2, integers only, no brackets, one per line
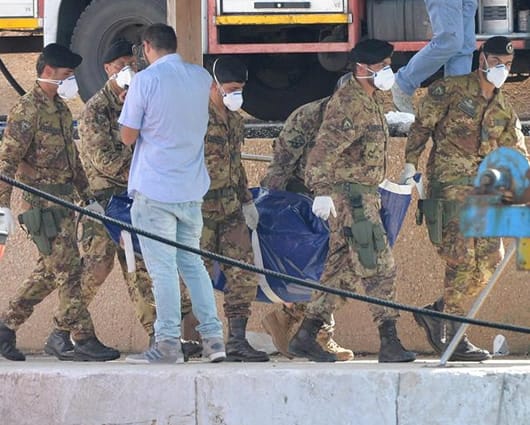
84,200,105,221
312,196,337,220
0,207,16,236
242,201,259,230
399,163,417,185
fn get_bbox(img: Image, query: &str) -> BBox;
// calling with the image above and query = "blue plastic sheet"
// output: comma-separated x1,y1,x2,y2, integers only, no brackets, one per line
104,192,142,254
103,185,409,304
213,189,329,303
378,180,412,247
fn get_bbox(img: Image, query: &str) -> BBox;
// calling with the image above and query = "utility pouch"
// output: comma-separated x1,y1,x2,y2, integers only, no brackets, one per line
419,199,443,245
18,207,64,256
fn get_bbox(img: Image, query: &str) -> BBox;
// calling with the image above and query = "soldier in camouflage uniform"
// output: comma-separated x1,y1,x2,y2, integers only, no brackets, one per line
0,44,118,361
288,39,416,363
260,94,354,361
202,57,269,361
401,36,528,361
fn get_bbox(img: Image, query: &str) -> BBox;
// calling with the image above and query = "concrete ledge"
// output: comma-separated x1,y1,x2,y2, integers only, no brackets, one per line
1,358,529,425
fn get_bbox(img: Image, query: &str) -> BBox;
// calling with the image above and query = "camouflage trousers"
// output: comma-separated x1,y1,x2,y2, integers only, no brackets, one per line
202,211,258,319
435,215,503,315
59,218,193,340
306,192,399,326
1,210,90,333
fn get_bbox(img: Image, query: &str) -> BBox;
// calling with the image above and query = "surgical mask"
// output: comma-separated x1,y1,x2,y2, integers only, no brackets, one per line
37,75,79,100
222,89,243,111
482,55,509,88
357,64,395,91
114,65,136,89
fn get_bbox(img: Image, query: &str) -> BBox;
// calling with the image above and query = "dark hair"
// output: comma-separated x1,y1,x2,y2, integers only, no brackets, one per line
142,23,177,52
212,56,248,83
36,53,47,77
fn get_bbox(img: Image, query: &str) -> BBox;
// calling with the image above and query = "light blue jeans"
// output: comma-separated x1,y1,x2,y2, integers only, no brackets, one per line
131,192,223,341
396,0,478,95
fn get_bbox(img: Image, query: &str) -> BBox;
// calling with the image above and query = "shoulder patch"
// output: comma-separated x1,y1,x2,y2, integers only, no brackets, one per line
342,118,353,131
288,135,306,149
429,84,446,98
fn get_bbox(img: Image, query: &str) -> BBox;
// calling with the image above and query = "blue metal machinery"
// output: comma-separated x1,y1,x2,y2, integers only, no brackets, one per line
460,146,530,270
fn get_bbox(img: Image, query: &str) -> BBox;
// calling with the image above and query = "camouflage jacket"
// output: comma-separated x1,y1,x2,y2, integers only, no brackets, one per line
78,80,132,199
261,97,328,190
203,100,252,220
406,72,528,198
305,77,388,195
0,83,90,206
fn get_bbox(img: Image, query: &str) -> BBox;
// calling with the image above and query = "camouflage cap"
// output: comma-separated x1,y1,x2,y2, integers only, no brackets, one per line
103,39,133,64
350,39,394,65
482,36,514,55
42,43,82,68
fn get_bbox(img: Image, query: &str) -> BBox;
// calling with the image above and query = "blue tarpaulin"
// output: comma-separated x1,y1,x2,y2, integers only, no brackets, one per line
103,184,410,303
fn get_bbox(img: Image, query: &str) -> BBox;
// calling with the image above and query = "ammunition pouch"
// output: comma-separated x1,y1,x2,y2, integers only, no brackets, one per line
417,199,460,245
343,193,386,269
18,206,68,255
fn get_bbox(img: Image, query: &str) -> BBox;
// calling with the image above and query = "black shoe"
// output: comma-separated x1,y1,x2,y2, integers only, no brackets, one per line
226,318,269,362
378,320,416,363
0,322,25,361
181,339,202,360
413,298,445,354
288,317,337,362
73,336,120,361
444,321,491,362
44,329,75,361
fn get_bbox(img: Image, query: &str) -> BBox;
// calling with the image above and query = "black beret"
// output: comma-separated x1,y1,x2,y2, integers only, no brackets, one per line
103,39,134,64
212,56,248,83
42,43,82,68
350,39,394,65
482,36,514,55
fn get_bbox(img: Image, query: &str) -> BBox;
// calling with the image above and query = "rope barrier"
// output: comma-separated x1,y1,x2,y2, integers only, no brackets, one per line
2,173,530,335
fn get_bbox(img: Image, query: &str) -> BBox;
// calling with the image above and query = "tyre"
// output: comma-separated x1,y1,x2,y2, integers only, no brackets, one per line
70,0,166,101
239,53,340,121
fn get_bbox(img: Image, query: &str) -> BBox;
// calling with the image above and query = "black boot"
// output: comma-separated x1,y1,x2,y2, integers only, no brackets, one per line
0,322,25,361
226,317,269,362
378,320,416,363
73,336,120,361
288,317,337,362
413,298,445,354
44,329,75,360
444,320,491,362
181,338,202,359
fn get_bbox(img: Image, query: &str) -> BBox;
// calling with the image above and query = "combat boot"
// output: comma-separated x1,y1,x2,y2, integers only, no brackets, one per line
261,307,299,359
73,336,120,361
226,317,269,362
288,317,337,362
443,320,491,362
316,329,354,361
44,329,75,360
413,297,445,354
378,320,416,363
0,321,25,361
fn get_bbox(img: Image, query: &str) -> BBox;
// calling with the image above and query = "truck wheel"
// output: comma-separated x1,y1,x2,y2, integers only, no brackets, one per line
70,0,166,101
241,54,340,121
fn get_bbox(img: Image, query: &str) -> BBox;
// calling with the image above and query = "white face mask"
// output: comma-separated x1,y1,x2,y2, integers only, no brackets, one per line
113,65,136,89
357,64,395,91
222,89,244,111
482,55,509,89
38,75,78,100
